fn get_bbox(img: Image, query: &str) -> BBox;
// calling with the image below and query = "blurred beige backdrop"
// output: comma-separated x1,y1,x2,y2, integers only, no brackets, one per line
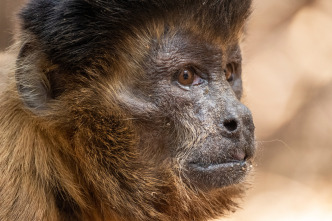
228,0,332,220
1,0,332,220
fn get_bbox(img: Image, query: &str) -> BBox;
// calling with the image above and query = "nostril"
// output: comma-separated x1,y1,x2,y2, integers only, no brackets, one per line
223,119,238,132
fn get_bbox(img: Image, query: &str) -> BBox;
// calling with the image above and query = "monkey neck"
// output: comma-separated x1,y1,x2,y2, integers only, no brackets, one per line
0,92,165,219
0,88,78,219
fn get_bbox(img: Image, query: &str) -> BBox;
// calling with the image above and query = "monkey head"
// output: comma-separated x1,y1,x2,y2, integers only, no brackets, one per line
11,0,255,220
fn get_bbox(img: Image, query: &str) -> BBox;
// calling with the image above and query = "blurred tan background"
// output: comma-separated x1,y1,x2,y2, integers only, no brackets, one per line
227,0,332,220
1,0,332,220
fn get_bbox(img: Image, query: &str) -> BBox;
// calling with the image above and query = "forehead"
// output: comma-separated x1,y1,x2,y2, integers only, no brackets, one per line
151,29,241,64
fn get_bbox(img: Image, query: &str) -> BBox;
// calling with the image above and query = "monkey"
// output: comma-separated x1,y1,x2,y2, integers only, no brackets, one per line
0,0,255,220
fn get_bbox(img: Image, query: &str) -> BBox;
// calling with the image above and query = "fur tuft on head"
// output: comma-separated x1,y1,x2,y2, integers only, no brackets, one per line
20,0,252,68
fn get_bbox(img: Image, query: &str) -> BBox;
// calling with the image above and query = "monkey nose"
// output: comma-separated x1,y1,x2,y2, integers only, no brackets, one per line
220,102,254,137
223,119,238,133
220,117,241,137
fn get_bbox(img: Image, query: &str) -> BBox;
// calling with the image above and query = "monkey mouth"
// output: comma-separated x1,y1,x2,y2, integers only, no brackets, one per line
186,158,253,190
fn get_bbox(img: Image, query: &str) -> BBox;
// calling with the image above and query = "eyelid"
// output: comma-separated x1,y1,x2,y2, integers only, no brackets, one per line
186,65,208,80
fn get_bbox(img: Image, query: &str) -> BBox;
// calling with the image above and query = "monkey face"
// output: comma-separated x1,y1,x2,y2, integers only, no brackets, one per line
119,31,256,191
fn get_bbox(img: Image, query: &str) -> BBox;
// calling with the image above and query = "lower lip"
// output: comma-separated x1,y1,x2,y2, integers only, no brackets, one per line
190,161,248,171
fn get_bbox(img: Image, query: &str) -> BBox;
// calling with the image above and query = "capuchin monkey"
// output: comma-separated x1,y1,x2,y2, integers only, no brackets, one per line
0,0,255,220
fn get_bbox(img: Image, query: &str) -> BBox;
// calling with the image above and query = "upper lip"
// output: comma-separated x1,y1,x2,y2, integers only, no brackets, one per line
188,149,251,168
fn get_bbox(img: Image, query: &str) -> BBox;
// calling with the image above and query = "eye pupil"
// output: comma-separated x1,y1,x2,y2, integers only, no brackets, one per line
183,71,189,80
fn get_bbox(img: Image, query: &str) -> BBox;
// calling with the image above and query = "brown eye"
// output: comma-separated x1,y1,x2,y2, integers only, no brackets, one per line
225,63,235,82
178,69,195,86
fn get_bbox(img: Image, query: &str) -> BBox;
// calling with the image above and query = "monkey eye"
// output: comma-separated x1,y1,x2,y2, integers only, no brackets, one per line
225,63,236,82
178,69,195,86
177,68,204,87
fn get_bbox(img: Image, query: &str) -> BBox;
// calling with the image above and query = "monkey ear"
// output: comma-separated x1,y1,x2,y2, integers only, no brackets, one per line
15,42,52,113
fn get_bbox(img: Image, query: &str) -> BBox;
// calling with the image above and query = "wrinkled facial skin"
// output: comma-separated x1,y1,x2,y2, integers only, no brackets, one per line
123,31,255,191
